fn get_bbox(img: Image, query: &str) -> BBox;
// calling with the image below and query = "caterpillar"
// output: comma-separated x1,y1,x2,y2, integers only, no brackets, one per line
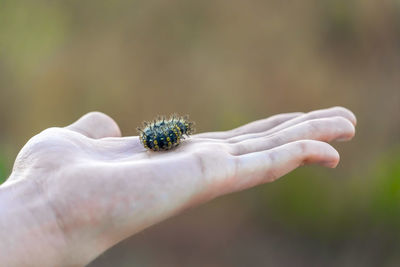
137,114,195,151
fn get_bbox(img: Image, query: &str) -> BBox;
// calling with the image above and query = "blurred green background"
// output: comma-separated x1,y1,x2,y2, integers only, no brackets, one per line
1,0,400,266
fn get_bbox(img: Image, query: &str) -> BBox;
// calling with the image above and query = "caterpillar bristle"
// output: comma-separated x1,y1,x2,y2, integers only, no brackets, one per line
171,113,179,120
137,127,144,134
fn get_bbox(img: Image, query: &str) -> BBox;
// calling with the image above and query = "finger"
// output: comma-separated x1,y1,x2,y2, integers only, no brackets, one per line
227,140,340,193
262,106,356,135
194,112,303,139
229,116,355,155
227,106,357,143
66,112,121,139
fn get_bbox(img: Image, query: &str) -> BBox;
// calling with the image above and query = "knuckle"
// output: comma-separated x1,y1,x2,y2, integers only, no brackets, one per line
296,140,311,154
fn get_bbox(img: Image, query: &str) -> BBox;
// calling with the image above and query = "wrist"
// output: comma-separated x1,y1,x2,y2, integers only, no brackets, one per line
0,176,68,266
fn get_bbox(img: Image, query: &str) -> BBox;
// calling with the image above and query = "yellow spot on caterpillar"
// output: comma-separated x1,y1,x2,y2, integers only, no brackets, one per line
153,140,158,145
167,137,171,141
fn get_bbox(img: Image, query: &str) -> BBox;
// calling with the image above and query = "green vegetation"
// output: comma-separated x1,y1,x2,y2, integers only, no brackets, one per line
370,148,400,228
253,148,400,240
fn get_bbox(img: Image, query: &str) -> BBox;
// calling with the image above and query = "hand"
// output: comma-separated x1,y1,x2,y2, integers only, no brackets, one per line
0,107,356,266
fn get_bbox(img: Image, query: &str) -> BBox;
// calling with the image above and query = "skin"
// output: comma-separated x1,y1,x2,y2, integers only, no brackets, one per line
0,106,356,266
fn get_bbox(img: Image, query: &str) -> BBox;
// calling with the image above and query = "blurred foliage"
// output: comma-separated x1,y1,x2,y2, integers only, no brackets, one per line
370,147,400,228
254,148,400,239
0,0,399,266
256,167,357,239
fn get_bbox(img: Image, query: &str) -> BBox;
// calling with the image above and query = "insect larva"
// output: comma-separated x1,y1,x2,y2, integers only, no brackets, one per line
137,114,195,151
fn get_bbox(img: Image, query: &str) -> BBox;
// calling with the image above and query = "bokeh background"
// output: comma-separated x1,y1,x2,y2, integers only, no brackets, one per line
1,0,400,266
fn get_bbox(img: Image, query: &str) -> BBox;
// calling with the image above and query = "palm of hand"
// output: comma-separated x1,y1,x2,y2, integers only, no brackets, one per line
4,107,356,266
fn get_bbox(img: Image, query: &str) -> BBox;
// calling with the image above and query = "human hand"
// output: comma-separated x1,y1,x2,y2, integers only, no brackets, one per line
0,107,356,266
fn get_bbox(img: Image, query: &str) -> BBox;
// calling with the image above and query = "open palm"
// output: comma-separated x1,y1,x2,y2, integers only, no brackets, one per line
2,106,356,266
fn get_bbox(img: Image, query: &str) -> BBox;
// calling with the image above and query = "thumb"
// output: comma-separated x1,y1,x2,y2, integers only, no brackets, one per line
66,112,121,139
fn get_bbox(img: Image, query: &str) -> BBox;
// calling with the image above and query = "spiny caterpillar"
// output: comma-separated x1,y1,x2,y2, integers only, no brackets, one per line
137,114,195,151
